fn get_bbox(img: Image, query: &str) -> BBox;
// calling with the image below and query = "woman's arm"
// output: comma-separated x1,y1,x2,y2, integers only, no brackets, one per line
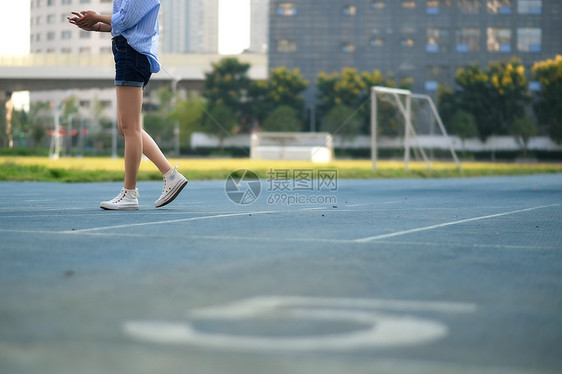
68,11,112,32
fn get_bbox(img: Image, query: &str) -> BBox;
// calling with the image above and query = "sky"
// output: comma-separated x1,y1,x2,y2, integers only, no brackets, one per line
0,0,250,55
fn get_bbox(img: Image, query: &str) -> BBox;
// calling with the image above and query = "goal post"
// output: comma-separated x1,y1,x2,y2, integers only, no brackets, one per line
371,86,461,171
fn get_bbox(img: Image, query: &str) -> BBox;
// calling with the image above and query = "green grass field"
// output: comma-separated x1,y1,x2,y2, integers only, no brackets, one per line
1,156,561,182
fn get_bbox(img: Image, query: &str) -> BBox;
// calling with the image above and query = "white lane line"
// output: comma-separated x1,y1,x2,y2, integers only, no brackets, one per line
354,204,560,243
61,210,280,233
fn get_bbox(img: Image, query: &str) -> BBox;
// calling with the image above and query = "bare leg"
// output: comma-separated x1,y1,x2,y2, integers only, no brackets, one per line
142,130,172,175
116,86,143,190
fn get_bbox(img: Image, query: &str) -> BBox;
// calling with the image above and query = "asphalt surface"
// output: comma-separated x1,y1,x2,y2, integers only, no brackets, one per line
0,173,561,374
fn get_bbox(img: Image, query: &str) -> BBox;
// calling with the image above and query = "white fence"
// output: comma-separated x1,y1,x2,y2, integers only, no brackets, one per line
190,132,562,152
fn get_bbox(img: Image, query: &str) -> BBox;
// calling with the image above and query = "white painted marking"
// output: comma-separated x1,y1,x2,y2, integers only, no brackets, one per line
123,296,475,352
354,204,560,243
62,210,279,233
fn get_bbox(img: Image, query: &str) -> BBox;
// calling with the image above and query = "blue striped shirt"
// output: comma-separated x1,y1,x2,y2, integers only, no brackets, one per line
111,0,161,73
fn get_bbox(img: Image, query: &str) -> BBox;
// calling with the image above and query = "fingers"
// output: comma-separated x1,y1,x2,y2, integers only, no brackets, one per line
70,11,83,18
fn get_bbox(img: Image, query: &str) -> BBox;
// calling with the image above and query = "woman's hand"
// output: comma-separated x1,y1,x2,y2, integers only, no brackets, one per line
68,11,100,31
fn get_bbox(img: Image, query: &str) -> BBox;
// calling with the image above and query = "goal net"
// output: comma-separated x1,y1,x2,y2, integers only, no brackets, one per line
250,132,334,163
370,86,461,171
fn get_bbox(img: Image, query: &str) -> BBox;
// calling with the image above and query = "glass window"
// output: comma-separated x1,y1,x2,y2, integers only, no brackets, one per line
342,43,356,53
456,28,480,52
47,0,55,6
47,14,55,24
277,39,296,52
80,0,91,3
426,66,449,91
371,1,386,9
61,48,72,54
370,37,384,47
61,31,72,40
517,28,541,52
518,0,541,14
80,31,91,39
343,5,357,15
488,0,512,14
427,28,449,52
487,28,512,52
458,0,481,13
401,36,415,47
47,32,55,41
427,0,451,14
402,1,416,8
61,0,72,4
79,47,91,53
277,2,297,16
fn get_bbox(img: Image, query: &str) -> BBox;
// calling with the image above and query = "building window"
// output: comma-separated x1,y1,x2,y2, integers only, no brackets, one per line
47,14,56,24
401,36,415,47
402,1,416,9
342,43,356,53
277,39,296,52
47,32,55,41
47,0,55,6
80,0,91,3
426,28,449,52
277,2,297,16
62,0,72,4
80,31,91,39
61,48,72,54
343,5,357,15
517,28,541,52
456,28,480,52
426,0,450,14
458,0,481,13
100,47,112,54
46,48,55,53
487,28,512,52
370,37,384,47
61,31,72,40
79,47,91,53
518,0,541,14
425,66,449,91
488,0,512,14
371,0,386,9
529,81,541,91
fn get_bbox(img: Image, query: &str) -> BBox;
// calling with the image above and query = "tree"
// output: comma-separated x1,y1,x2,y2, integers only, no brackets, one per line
437,85,458,131
262,106,301,132
200,103,237,151
532,55,562,144
316,68,410,136
170,96,204,150
322,104,362,150
28,101,51,148
451,110,478,151
454,64,498,141
512,116,538,156
486,57,529,134
203,57,252,130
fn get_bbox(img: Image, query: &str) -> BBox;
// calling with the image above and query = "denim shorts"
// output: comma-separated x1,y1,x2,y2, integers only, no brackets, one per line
112,35,151,89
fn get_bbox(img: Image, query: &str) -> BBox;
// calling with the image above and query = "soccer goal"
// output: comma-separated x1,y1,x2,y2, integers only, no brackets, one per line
250,132,334,163
370,86,461,171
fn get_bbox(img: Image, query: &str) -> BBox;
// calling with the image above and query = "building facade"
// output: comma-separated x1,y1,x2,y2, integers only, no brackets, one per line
249,0,270,53
268,0,561,105
160,0,219,54
29,0,116,121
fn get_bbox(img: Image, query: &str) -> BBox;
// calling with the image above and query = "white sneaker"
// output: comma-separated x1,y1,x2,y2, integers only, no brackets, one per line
100,188,139,210
155,164,188,208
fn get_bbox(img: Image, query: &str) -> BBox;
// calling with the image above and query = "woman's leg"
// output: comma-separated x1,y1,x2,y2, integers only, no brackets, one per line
116,86,143,190
142,130,172,175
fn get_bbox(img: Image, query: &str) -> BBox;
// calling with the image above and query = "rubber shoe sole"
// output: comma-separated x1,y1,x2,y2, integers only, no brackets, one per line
155,179,188,208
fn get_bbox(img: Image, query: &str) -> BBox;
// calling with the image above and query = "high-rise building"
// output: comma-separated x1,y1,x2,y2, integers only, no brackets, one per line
268,0,562,105
249,0,269,53
160,0,219,54
30,0,113,55
29,0,116,121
